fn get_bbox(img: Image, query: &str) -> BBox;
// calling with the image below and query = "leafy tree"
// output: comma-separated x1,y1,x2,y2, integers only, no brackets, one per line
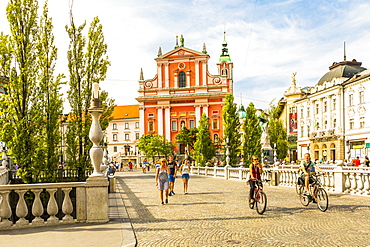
267,103,289,159
242,102,262,164
65,13,113,177
193,113,215,166
175,126,198,158
222,93,241,166
137,134,175,162
0,0,64,183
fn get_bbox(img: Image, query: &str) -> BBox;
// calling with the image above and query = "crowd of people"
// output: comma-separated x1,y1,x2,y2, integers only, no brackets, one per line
154,155,191,205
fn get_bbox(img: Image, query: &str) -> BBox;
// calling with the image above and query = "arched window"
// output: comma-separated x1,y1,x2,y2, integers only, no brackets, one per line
179,71,186,87
180,121,186,129
214,134,219,141
221,68,228,76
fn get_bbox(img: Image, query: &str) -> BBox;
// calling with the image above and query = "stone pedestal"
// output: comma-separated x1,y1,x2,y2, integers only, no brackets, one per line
85,177,109,223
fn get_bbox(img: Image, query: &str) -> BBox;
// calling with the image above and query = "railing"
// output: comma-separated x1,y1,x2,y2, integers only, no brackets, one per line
191,164,370,196
0,168,8,185
0,178,109,230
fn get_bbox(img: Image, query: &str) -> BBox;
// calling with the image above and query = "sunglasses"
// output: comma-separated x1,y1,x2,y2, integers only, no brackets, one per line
162,161,166,163
253,158,258,160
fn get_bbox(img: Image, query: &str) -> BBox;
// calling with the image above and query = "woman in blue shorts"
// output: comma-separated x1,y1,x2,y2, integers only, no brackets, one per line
180,159,191,194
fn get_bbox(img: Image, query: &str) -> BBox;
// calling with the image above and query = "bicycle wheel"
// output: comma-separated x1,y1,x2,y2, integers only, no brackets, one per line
296,183,304,195
316,188,328,212
300,193,310,206
256,191,267,215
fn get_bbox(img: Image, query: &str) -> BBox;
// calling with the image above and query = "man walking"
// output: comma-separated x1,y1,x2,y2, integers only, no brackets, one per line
167,156,177,196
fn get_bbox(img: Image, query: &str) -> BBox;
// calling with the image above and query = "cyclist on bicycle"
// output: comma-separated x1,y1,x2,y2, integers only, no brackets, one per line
248,155,263,203
300,153,324,197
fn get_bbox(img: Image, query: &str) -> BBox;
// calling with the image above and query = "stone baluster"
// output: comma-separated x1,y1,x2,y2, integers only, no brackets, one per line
62,188,73,222
289,171,294,187
0,190,13,227
279,170,284,186
329,172,334,191
349,173,357,194
47,188,59,224
344,173,351,193
356,173,364,195
363,173,370,195
15,190,28,226
31,189,44,225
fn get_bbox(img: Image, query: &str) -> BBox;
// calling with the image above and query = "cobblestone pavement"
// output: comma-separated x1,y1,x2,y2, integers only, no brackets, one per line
116,170,370,247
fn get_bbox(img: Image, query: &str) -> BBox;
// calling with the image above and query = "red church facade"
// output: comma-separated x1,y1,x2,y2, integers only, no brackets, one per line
136,34,233,153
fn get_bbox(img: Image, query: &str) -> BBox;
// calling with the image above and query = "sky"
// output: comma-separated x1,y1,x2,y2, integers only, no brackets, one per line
1,0,370,112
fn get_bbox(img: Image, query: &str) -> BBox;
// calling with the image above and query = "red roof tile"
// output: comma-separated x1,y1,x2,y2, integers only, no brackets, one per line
112,105,139,119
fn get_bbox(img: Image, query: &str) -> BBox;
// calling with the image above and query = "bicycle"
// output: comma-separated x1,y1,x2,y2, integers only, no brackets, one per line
298,173,329,212
248,179,269,215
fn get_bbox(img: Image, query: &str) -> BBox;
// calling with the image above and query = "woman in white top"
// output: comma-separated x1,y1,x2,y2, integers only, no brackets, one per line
180,159,191,194
155,158,169,205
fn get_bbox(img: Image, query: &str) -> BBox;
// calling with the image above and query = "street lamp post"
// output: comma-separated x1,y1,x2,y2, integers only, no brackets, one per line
88,82,104,177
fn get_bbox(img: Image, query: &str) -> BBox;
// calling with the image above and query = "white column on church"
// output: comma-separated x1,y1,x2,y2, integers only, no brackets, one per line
164,62,169,88
202,61,207,86
195,105,201,127
195,60,200,86
157,64,162,88
202,104,209,117
157,106,163,136
327,96,332,131
164,106,171,140
186,71,191,88
139,106,145,136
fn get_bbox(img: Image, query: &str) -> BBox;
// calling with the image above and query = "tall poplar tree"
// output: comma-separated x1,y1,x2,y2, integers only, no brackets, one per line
193,113,215,166
268,103,289,159
0,0,63,182
222,93,241,166
242,102,262,163
65,12,112,175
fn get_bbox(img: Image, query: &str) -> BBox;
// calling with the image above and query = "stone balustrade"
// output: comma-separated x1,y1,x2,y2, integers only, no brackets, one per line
0,168,8,185
191,164,370,196
0,177,108,230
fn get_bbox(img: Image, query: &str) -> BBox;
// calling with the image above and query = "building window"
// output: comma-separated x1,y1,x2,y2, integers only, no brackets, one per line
307,126,310,137
323,101,327,112
360,117,365,128
333,119,337,128
359,91,364,104
112,123,117,130
307,107,310,117
190,120,195,128
214,134,219,141
349,94,354,106
324,120,327,130
135,133,140,140
349,119,354,130
148,121,154,132
180,120,186,129
125,134,129,140
221,68,228,76
113,146,117,152
300,108,304,118
113,134,117,141
135,122,139,128
179,71,186,87
212,119,218,130
332,98,336,110
315,104,319,114
315,122,319,131
300,126,304,137
171,120,177,131
125,123,129,129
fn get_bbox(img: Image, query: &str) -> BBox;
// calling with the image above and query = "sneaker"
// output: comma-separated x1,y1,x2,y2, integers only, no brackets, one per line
185,191,188,194
165,199,168,204
169,192,173,196
172,191,176,195
183,191,186,194
250,198,255,203
161,202,164,205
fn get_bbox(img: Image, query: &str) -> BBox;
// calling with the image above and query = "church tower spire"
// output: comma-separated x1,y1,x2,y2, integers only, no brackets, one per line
219,31,231,62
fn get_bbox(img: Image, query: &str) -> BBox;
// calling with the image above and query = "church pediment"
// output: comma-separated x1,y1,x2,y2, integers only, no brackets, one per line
157,47,208,60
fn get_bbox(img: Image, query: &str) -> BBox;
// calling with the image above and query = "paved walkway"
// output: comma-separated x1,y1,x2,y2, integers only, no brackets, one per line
1,170,370,247
119,169,370,247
